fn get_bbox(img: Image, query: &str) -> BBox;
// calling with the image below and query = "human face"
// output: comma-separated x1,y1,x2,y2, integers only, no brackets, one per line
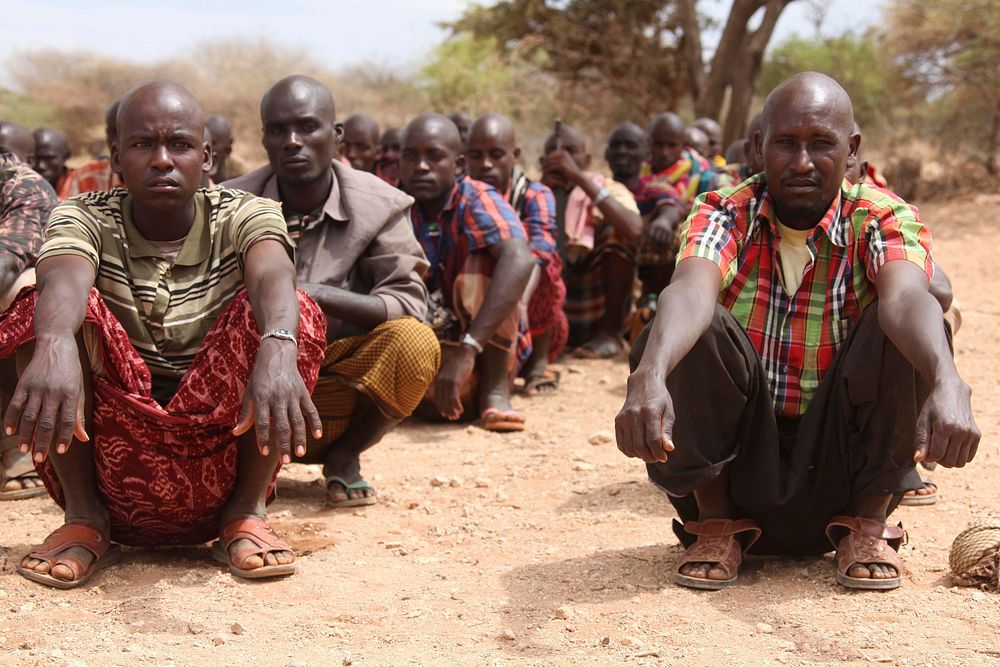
112,102,209,216
466,132,517,194
649,125,684,173
342,127,378,172
399,128,459,203
759,107,857,228
541,132,588,189
262,94,341,187
32,140,69,187
605,128,646,182
380,130,402,164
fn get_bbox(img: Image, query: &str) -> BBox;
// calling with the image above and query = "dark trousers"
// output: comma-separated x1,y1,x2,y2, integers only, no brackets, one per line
631,303,932,555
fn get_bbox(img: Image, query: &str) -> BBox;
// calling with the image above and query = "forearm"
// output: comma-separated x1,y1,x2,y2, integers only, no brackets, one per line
878,285,956,385
247,263,300,335
468,246,534,344
34,258,93,342
300,283,388,330
573,176,642,240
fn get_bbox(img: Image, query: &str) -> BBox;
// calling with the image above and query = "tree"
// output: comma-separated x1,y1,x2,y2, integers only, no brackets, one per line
885,0,1000,173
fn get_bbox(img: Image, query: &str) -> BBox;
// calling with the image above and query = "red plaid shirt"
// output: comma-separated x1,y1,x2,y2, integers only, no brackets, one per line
678,174,933,416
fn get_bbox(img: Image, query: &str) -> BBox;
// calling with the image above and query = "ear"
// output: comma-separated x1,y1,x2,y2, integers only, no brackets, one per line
513,146,521,161
848,131,861,162
455,153,466,171
334,122,345,142
110,139,123,175
753,129,763,164
202,138,214,175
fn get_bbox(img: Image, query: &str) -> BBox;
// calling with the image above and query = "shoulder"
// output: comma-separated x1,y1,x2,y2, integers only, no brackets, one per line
55,188,124,220
221,164,273,195
332,161,414,221
201,187,282,218
841,180,919,227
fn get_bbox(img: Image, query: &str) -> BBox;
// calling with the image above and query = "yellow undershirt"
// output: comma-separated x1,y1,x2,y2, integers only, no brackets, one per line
776,222,812,295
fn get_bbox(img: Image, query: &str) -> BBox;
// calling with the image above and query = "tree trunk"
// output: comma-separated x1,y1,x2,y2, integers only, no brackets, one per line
676,0,704,99
987,99,1000,175
694,0,763,119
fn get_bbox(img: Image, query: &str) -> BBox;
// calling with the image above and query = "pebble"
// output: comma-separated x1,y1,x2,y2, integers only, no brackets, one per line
755,622,774,634
620,636,643,649
288,662,309,667
51,648,65,658
230,622,244,635
474,477,492,488
212,635,226,646
599,636,610,647
498,629,516,641
553,606,573,620
573,462,596,472
187,623,205,635
449,477,463,488
342,654,354,666
588,430,614,446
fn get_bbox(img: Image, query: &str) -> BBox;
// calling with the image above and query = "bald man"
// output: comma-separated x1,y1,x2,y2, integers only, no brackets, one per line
0,122,35,163
205,114,235,182
447,110,472,146
376,127,402,187
400,113,534,432
3,80,327,588
683,126,710,159
226,76,438,508
57,100,122,198
467,113,567,394
618,72,978,591
341,113,381,173
692,117,724,165
32,128,74,196
539,123,642,357
633,113,716,310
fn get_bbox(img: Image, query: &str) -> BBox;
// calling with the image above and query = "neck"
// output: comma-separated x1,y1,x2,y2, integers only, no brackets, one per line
772,199,831,231
417,185,454,222
616,172,640,190
131,198,197,242
279,169,334,215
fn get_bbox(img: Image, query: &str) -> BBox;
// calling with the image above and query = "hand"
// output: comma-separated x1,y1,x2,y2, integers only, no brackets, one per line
614,369,675,463
647,217,675,252
540,150,585,186
234,338,322,463
914,375,980,468
3,335,89,463
434,344,476,421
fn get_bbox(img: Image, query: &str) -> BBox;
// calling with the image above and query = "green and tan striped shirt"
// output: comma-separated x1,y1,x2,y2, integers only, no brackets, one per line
39,187,293,381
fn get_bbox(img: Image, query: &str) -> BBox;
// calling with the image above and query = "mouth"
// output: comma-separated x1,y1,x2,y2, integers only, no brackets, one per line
783,179,819,192
146,177,181,192
281,155,311,168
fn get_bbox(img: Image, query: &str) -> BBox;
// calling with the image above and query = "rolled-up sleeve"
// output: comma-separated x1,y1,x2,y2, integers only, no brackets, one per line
676,190,741,289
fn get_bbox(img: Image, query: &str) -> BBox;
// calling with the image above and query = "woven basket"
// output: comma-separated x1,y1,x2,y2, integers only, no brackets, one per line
949,519,1000,591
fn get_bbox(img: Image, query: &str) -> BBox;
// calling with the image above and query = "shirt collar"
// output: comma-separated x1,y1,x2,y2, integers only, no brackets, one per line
755,178,851,248
123,192,211,266
263,166,348,224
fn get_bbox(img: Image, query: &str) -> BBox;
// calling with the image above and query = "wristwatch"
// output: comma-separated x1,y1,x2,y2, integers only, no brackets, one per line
260,328,298,346
592,187,612,207
461,333,484,354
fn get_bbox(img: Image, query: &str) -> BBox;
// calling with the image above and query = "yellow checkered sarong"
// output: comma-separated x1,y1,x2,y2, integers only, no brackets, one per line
312,317,440,441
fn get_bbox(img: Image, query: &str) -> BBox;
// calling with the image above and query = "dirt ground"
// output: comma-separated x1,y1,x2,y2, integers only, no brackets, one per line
1,195,999,667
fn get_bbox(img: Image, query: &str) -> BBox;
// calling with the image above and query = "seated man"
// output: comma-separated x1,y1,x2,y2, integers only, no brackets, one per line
467,113,567,395
58,101,122,198
447,111,472,146
3,81,326,588
205,114,237,182
341,113,381,173
400,113,534,432
692,117,725,166
0,122,35,163
683,126,711,160
616,73,979,591
0,150,56,500
226,76,439,508
541,123,642,358
32,128,74,197
376,127,403,187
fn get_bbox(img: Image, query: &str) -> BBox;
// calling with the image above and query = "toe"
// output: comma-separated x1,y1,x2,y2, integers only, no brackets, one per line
51,563,76,581
707,565,730,581
263,552,278,566
2,479,22,491
276,550,294,566
241,554,264,570
848,564,871,579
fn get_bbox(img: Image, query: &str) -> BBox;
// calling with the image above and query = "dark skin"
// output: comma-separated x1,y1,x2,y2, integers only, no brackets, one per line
617,73,979,583
693,118,722,159
260,76,392,504
31,128,71,189
743,113,764,176
447,111,472,146
0,122,35,163
684,127,710,159
341,113,380,173
401,113,534,421
9,82,321,582
377,127,402,182
541,124,642,356
205,115,233,182
649,113,686,174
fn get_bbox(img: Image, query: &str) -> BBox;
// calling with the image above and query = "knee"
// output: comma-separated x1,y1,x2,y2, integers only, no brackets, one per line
378,317,441,377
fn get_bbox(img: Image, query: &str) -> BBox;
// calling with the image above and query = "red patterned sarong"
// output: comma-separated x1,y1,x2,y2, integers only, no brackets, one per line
0,288,325,547
527,254,568,362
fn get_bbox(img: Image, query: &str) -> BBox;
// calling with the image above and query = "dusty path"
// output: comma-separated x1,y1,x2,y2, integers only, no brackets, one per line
1,195,998,666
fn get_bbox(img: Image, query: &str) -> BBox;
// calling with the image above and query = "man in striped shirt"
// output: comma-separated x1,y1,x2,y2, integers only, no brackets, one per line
3,81,326,588
617,73,979,591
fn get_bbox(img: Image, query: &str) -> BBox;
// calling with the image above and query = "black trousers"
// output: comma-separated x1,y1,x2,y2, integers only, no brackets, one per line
631,303,933,555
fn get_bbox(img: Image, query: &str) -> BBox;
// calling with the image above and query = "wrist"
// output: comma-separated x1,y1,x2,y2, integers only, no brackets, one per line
460,333,484,355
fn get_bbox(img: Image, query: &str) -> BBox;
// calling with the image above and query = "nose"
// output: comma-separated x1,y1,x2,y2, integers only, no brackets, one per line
482,156,494,170
150,144,172,171
284,131,302,152
414,156,430,173
790,143,814,173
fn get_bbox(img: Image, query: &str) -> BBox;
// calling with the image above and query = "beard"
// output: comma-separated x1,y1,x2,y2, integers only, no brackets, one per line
772,196,832,229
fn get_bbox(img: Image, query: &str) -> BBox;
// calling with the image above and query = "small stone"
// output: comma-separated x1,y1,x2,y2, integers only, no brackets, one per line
187,623,205,635
212,635,226,646
51,649,65,659
128,620,144,629
449,477,463,488
431,476,450,487
620,636,643,649
599,636,610,647
342,654,354,666
474,477,492,488
498,629,516,641
288,662,309,667
230,622,244,635
573,462,596,472
588,430,614,446
971,591,988,603
755,622,774,634
553,606,573,620
384,541,403,549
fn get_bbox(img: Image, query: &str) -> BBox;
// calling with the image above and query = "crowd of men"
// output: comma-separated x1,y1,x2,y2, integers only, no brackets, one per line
0,71,978,592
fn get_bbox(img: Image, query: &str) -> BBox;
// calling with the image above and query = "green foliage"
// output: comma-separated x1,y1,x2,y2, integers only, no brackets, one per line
759,31,890,135
0,88,61,129
420,33,516,113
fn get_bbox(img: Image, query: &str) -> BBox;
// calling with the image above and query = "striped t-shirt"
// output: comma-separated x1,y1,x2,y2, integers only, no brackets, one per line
38,187,293,381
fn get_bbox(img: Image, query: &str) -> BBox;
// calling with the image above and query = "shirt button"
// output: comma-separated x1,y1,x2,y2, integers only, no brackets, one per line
165,268,172,278
782,365,790,373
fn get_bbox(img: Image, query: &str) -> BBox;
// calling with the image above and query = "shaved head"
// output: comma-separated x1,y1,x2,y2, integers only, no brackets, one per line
606,121,647,182
260,75,341,187
650,112,685,137
344,114,380,143
693,117,722,158
761,72,854,139
205,114,232,143
104,99,121,150
261,75,336,125
649,112,686,173
0,121,35,162
400,112,464,203
684,126,709,157
467,112,520,192
744,112,764,175
403,112,463,155
469,112,516,147
32,127,71,187
342,113,381,171
117,81,205,141
204,114,233,181
447,110,472,144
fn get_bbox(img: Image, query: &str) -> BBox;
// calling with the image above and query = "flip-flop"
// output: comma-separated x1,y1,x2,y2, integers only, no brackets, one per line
573,337,623,359
212,515,297,580
900,477,938,506
480,407,526,433
523,368,561,396
17,521,121,589
325,476,378,508
1,438,47,501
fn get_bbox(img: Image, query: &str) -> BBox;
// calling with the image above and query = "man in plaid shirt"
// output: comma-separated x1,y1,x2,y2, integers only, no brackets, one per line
617,73,980,591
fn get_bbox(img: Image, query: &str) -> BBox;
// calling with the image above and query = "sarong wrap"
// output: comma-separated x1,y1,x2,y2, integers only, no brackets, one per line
527,253,568,363
0,287,326,547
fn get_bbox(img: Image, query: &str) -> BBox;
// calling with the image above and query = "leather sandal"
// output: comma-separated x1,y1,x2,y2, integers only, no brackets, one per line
17,521,121,589
673,518,762,590
1,436,47,500
212,515,297,580
825,515,905,590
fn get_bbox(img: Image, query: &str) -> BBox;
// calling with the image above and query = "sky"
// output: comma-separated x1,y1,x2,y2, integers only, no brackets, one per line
0,0,884,82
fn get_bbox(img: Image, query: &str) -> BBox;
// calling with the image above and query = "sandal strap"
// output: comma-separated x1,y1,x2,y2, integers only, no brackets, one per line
682,518,762,552
220,515,292,569
26,522,112,569
825,515,906,550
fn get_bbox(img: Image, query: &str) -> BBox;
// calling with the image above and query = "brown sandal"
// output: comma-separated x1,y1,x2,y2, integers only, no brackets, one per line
825,516,905,590
17,521,121,589
1,436,47,500
673,518,761,590
212,515,297,580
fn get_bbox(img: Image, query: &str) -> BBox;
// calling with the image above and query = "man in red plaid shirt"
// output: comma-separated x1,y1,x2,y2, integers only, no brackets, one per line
617,73,980,591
